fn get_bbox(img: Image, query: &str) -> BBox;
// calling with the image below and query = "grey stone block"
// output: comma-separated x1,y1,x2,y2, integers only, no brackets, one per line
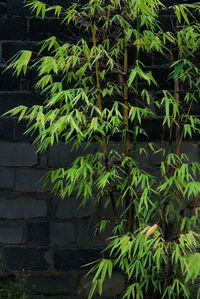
0,167,15,190
0,2,6,15
54,197,96,219
32,296,76,299
15,169,50,192
0,142,37,167
54,249,101,271
136,142,150,168
180,142,199,162
72,296,108,299
148,142,167,166
108,142,123,153
109,142,150,169
1,42,35,65
29,17,64,41
0,197,47,219
102,274,125,297
76,219,105,248
31,295,111,299
108,142,150,167
148,141,199,166
145,166,161,178
7,0,31,16
27,222,49,246
50,222,76,246
0,225,23,244
48,142,100,168
27,274,77,296
80,273,125,298
38,153,48,168
100,201,125,222
4,247,49,271
0,17,27,40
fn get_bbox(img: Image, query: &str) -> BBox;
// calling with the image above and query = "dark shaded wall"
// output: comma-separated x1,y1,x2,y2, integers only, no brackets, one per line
0,1,199,299
0,2,113,298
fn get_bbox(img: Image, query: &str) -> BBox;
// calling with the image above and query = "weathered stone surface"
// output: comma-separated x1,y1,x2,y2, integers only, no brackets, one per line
145,166,161,177
1,43,35,65
38,153,48,168
50,222,76,246
148,141,199,166
136,142,150,168
0,1,6,15
15,169,50,192
0,167,15,189
109,142,150,168
32,296,75,299
0,118,15,141
180,142,199,162
14,118,35,142
69,296,108,299
0,225,23,244
27,274,77,295
53,197,96,219
7,0,32,16
80,273,125,298
4,247,49,270
48,143,100,168
0,67,20,90
27,222,49,246
0,142,37,167
54,249,101,271
0,17,27,40
32,296,111,299
101,274,125,297
0,3,199,299
0,197,47,219
76,219,104,248
29,18,68,41
147,142,166,166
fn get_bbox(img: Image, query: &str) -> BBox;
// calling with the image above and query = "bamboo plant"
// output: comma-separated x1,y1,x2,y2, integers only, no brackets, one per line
5,0,200,298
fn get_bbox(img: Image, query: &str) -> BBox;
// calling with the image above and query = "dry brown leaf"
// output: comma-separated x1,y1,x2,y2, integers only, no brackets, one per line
146,224,158,237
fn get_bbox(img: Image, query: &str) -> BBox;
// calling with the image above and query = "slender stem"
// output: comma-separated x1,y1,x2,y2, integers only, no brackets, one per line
91,19,119,224
123,27,131,231
131,18,140,231
174,23,183,157
172,27,186,239
174,78,181,156
132,18,140,159
162,27,182,241
175,101,192,156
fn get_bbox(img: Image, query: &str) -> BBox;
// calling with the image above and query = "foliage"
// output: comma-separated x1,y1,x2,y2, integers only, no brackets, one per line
4,0,200,298
0,272,31,299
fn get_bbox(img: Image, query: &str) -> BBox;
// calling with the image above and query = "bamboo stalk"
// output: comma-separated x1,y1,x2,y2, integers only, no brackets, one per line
174,78,181,156
123,27,131,231
131,19,140,231
91,19,119,224
132,35,140,158
175,101,192,156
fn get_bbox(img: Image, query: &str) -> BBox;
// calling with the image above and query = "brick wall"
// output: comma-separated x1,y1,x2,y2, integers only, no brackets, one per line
0,1,199,299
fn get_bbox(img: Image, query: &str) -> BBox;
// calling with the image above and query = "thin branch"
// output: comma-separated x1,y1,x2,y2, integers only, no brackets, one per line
123,26,131,231
91,18,119,224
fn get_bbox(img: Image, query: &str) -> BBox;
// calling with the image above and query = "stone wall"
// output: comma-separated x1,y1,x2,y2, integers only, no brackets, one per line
0,2,119,297
0,1,200,299
0,140,127,298
0,141,199,298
